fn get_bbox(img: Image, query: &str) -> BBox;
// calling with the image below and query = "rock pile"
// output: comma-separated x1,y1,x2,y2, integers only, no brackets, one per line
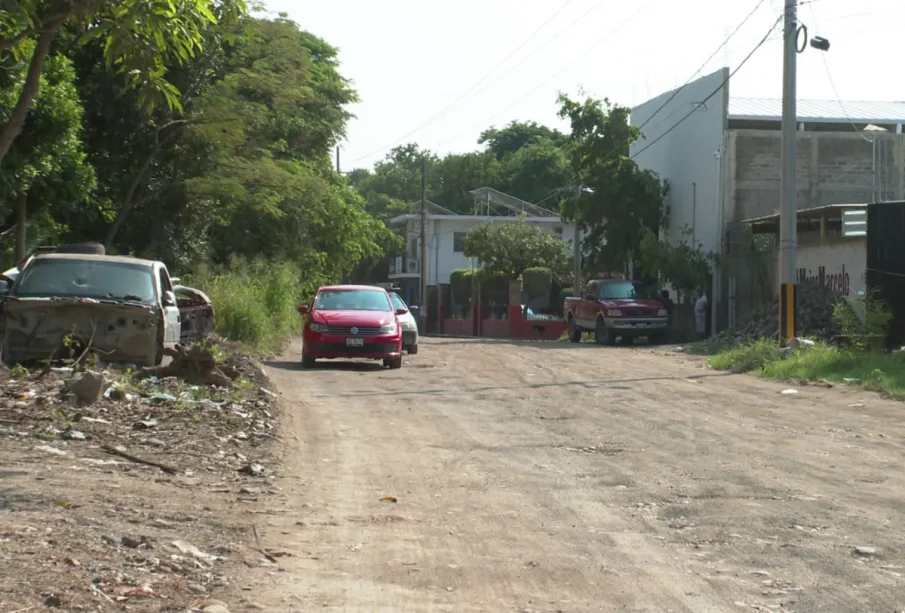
712,281,840,346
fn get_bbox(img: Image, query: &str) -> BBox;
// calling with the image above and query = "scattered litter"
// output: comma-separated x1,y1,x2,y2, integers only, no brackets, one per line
380,496,398,503
780,389,798,395
172,539,219,564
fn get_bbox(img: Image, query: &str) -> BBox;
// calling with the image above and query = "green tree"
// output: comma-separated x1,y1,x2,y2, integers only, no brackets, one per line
0,44,95,259
463,216,570,280
557,93,667,273
0,0,247,167
479,120,566,160
638,226,714,296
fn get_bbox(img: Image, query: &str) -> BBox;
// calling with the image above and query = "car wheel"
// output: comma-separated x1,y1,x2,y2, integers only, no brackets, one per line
595,318,616,346
568,317,582,343
384,356,403,369
649,333,665,345
619,335,634,346
407,344,419,355
301,352,316,368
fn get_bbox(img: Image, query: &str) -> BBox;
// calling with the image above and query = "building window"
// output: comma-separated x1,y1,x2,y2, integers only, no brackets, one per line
453,232,467,253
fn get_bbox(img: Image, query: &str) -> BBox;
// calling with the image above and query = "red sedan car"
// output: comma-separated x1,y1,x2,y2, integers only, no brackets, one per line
298,285,406,369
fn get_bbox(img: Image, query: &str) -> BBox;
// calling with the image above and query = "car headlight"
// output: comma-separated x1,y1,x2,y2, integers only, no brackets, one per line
378,322,398,334
607,309,622,317
657,308,667,317
309,322,328,332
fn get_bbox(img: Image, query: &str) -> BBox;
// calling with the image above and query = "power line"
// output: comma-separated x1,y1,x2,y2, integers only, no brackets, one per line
346,0,578,165
807,1,872,142
437,0,660,149
629,13,784,162
635,0,769,135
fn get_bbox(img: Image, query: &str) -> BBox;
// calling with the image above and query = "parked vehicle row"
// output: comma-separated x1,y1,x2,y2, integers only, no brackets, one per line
0,243,215,367
563,279,669,346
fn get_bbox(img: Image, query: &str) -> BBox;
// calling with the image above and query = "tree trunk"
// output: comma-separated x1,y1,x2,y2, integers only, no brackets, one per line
0,21,63,167
15,191,27,264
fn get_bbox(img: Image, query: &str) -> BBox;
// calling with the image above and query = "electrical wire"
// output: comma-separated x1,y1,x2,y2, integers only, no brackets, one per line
634,0,769,136
629,13,784,162
346,0,579,165
807,1,872,143
436,0,659,149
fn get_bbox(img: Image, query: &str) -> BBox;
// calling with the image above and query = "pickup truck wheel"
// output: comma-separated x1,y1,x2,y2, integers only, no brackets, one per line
406,344,419,355
567,318,582,343
595,318,616,346
619,335,634,346
384,356,403,369
649,333,665,345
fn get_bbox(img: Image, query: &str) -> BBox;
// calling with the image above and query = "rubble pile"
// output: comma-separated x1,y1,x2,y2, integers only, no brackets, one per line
0,339,283,612
711,282,840,346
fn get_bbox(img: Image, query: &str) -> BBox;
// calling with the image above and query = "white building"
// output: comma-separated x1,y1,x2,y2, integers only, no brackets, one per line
387,187,575,308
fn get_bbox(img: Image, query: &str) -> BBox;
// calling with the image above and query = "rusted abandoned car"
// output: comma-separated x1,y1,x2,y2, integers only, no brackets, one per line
1,253,183,367
173,284,216,341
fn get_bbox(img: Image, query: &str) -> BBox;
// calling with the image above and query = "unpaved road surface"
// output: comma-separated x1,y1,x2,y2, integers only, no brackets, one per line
247,338,905,612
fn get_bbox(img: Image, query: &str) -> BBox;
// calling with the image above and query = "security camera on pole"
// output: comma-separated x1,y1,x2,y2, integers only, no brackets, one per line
779,0,829,346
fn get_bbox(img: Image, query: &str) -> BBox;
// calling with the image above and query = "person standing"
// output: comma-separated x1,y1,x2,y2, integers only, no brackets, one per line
694,286,709,338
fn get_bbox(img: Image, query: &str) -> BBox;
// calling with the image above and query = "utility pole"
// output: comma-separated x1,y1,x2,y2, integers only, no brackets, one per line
335,146,340,173
778,0,798,345
419,156,428,336
572,186,581,295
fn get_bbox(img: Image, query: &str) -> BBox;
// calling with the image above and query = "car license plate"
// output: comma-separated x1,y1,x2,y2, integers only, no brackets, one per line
346,337,364,347
636,322,648,327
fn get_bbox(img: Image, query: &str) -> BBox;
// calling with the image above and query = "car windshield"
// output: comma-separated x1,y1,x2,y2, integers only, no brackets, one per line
13,258,157,304
389,292,407,310
315,289,391,311
598,281,646,300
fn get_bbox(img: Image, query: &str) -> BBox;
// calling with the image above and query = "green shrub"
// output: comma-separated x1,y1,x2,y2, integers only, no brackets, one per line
832,290,893,350
186,258,311,351
450,269,478,301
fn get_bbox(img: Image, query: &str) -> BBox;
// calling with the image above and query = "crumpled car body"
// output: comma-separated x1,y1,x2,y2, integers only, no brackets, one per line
1,253,182,367
2,297,162,366
174,285,216,342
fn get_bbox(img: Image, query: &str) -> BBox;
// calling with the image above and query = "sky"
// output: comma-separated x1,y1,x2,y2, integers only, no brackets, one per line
263,0,904,171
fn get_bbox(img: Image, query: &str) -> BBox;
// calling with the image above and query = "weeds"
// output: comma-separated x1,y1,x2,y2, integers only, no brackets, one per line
709,341,905,399
186,258,312,351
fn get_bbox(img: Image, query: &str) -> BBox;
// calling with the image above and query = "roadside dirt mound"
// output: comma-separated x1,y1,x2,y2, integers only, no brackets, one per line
0,346,284,612
711,281,840,346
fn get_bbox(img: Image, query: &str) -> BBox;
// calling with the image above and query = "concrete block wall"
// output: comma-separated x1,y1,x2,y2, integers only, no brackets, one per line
726,129,905,222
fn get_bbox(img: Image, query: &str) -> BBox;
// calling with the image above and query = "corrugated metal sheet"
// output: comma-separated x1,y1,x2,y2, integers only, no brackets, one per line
729,97,905,123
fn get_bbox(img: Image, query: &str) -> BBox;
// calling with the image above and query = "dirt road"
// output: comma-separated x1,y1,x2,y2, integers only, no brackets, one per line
246,338,905,612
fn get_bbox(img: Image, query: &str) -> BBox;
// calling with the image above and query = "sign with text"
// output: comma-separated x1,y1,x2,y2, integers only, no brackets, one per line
796,241,866,299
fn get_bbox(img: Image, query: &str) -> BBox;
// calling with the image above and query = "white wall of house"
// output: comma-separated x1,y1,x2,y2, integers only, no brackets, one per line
400,216,575,285
771,236,867,299
630,67,729,255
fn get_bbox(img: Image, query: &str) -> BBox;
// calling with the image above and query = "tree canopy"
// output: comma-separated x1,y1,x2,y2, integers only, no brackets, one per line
556,93,667,274
462,217,571,280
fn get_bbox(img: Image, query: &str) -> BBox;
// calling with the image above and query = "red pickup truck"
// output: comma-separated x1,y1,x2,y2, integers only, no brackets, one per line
563,279,668,345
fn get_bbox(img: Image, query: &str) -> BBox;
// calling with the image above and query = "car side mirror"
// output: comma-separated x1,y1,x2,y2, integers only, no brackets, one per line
297,305,309,314
395,307,408,316
163,290,177,307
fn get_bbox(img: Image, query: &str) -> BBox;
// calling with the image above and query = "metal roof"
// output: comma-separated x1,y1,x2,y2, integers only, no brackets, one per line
468,187,559,217
729,97,905,124
406,200,458,215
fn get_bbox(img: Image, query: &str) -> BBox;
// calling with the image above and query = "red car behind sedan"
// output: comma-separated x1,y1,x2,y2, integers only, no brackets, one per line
298,285,406,369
